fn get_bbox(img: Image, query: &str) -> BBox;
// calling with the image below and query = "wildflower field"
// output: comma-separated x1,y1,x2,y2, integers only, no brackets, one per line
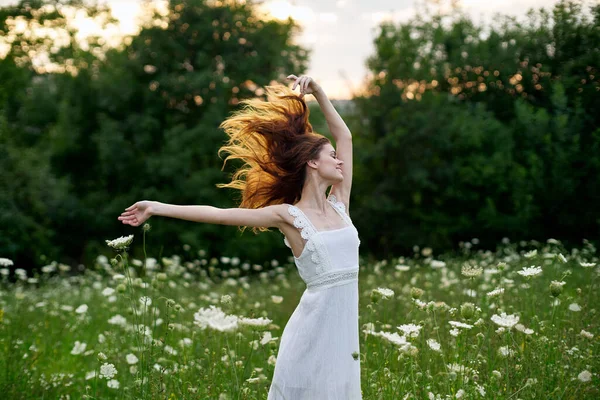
0,230,598,399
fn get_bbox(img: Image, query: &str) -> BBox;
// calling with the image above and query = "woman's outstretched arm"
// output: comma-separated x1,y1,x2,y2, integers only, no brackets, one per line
288,74,353,210
118,200,287,229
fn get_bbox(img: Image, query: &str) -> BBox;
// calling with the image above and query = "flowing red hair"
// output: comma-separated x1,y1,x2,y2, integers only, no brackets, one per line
217,85,329,232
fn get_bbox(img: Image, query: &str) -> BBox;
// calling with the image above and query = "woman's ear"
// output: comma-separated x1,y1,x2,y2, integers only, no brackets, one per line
307,159,318,169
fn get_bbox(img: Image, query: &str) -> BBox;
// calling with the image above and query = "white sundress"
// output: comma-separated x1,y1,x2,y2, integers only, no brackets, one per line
267,194,362,400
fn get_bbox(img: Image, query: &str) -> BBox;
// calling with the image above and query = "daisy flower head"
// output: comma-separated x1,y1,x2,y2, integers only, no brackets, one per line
577,370,592,382
580,262,596,268
497,345,516,358
426,338,441,352
75,304,88,314
379,331,409,347
0,258,14,267
271,295,283,304
107,379,120,389
126,354,139,364
524,249,537,258
397,323,422,338
491,312,519,329
461,264,483,278
70,341,87,355
100,363,118,379
373,287,395,299
515,324,534,335
449,321,474,330
580,330,594,339
238,316,272,328
487,287,505,297
517,265,542,278
105,235,134,251
260,331,279,345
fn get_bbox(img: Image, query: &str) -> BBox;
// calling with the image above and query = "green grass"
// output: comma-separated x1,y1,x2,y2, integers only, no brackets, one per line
0,233,598,399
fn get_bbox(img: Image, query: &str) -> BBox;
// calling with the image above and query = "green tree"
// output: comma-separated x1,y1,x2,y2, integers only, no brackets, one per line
0,0,309,270
351,0,600,254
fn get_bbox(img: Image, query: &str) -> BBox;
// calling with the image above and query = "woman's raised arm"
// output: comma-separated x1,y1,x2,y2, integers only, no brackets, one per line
118,200,287,229
288,74,353,210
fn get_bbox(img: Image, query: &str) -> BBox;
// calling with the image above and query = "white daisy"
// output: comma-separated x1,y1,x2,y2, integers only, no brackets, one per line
580,330,594,339
497,345,515,357
139,296,152,307
107,379,120,389
374,287,395,299
70,341,87,355
517,266,542,277
260,331,279,345
378,331,409,347
449,321,474,330
491,312,519,329
126,354,139,364
568,303,581,312
238,316,272,328
397,323,422,338
515,324,534,335
99,363,118,379
487,287,505,297
580,262,596,268
0,258,14,267
461,264,483,277
105,235,134,250
524,250,537,258
577,370,592,382
75,304,88,314
85,371,97,380
426,339,441,352
108,314,127,326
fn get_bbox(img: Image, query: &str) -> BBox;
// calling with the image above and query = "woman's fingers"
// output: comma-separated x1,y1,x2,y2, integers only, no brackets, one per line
303,77,311,92
298,76,307,93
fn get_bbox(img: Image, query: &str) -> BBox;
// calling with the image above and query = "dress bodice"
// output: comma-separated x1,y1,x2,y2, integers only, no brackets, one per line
281,195,361,291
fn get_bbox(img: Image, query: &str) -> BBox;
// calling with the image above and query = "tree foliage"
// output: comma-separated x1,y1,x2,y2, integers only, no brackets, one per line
350,0,600,255
0,0,309,269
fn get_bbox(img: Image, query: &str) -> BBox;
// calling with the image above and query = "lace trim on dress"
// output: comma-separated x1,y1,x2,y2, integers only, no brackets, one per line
306,269,359,291
327,194,352,226
286,205,323,269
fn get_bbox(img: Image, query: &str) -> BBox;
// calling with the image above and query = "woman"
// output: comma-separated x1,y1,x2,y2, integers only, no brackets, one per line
118,75,361,399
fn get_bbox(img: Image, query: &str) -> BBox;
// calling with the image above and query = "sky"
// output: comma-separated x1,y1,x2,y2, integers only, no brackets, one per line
0,0,572,98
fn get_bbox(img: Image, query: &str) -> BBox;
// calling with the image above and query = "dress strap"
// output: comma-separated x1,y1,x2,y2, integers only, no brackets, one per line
280,204,318,250
288,205,318,240
327,194,352,226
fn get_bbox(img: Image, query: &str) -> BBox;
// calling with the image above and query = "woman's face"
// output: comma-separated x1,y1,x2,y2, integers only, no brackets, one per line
313,143,344,183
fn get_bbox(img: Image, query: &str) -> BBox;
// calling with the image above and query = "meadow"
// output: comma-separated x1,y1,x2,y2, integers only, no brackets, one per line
0,227,598,399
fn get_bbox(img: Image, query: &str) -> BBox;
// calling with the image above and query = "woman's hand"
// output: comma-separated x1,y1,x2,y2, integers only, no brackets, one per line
287,74,322,98
118,200,154,227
